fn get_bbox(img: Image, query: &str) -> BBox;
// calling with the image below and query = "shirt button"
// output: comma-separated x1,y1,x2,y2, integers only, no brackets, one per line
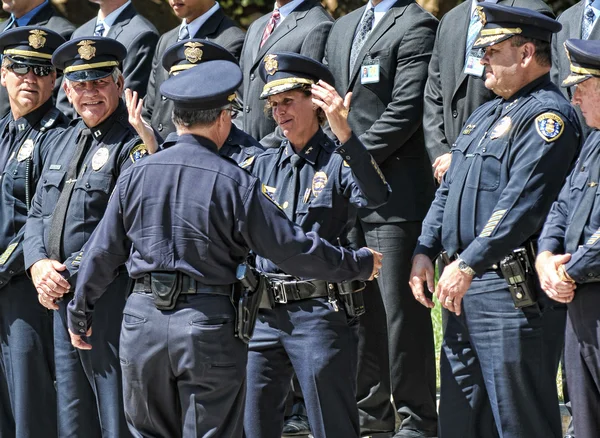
250,73,255,81
345,155,351,160
0,281,3,285
79,329,85,333
13,170,17,175
161,96,167,101
85,183,91,189
78,321,85,326
246,106,251,113
158,123,163,131
482,148,486,152
452,110,458,118
8,270,14,275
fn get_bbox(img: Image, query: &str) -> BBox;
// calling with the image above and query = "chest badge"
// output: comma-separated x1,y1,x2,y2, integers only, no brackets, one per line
490,117,511,139
535,113,564,142
16,139,34,162
312,171,328,198
92,147,109,171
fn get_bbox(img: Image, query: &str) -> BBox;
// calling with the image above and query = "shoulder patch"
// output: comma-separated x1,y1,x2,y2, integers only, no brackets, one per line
130,143,148,163
535,113,564,142
240,155,255,169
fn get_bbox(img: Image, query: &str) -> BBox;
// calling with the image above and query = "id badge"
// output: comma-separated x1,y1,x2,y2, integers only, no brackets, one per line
360,60,380,84
463,48,485,77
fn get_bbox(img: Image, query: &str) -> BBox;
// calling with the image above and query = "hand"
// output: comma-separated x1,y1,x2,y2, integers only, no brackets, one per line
311,80,353,144
436,260,473,316
432,153,452,184
69,327,92,350
409,254,435,309
365,248,383,281
30,259,70,307
125,88,158,154
535,251,576,303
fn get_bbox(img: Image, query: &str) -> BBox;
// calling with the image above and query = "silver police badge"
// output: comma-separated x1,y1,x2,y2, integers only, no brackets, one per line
16,139,34,161
490,117,511,139
312,171,328,197
92,147,109,171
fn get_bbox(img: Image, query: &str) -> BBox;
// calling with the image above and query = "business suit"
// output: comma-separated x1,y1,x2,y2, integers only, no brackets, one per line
0,2,75,117
237,0,332,145
325,2,438,435
56,2,159,118
423,0,553,162
142,7,244,138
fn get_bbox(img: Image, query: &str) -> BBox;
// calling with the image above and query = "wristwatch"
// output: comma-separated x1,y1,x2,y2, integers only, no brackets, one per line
457,258,476,276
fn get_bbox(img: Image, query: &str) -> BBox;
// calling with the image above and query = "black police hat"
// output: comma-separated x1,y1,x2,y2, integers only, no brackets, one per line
562,38,600,87
52,36,126,82
258,52,335,99
160,59,242,110
162,39,237,76
472,3,561,49
0,26,65,66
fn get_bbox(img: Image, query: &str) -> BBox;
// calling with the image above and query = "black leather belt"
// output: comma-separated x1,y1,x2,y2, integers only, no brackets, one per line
133,274,232,296
265,276,333,304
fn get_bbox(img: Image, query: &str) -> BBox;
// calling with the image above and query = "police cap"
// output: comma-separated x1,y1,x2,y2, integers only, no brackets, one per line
52,36,126,82
162,39,237,76
0,26,65,66
472,3,561,49
562,38,600,87
258,52,335,99
160,59,242,110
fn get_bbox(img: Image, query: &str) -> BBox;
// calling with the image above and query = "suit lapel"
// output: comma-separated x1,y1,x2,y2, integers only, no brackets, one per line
340,7,364,90
451,2,474,99
193,8,225,39
249,14,270,63
106,3,135,39
29,2,54,26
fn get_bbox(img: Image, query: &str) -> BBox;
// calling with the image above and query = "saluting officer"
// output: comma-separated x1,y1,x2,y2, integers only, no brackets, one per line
0,26,67,438
127,39,264,171
409,4,582,437
243,53,390,438
537,38,600,438
23,37,147,437
64,58,382,438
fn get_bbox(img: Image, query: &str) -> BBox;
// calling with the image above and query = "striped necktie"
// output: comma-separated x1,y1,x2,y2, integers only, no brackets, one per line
582,1,596,40
94,20,105,37
260,8,280,48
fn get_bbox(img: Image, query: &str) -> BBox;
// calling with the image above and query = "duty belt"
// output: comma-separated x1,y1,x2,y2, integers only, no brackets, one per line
133,274,233,296
265,276,334,304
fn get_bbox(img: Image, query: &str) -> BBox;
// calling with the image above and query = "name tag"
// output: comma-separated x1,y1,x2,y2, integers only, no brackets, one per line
463,48,485,77
361,59,380,84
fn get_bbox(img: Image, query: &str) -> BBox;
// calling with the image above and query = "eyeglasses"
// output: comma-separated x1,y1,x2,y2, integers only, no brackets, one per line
6,62,54,77
226,108,239,120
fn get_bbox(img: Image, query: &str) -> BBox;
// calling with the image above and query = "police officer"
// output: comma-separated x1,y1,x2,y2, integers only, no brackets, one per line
409,4,582,437
64,58,383,438
242,53,390,438
126,39,264,170
0,26,67,438
537,38,600,438
23,37,147,437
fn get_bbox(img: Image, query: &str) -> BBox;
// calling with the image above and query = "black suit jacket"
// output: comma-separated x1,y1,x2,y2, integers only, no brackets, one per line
56,3,159,118
325,0,438,224
423,0,553,161
237,0,332,144
0,2,75,117
142,8,245,138
552,0,596,134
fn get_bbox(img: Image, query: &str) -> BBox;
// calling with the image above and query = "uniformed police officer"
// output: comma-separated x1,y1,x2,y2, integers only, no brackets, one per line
0,26,67,438
23,37,147,437
537,38,600,438
242,53,390,438
409,4,582,437
64,58,383,438
126,38,264,171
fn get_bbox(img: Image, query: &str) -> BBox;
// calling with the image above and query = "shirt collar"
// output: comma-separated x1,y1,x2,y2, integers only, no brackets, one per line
278,128,327,167
182,1,220,38
503,73,551,104
97,0,131,33
87,100,127,142
587,0,600,20
364,0,396,29
178,133,219,153
14,0,49,26
276,0,304,21
11,98,53,134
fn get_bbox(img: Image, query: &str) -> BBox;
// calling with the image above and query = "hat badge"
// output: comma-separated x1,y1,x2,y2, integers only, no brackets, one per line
28,29,47,50
183,42,204,64
77,40,96,61
476,6,487,25
264,54,279,76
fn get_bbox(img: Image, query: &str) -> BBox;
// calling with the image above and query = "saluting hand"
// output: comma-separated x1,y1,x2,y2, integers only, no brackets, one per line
125,88,158,154
535,251,576,303
311,80,352,144
409,254,435,309
31,258,70,310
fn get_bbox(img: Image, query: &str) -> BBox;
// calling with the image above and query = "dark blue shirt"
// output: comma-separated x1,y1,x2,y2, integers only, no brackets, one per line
0,100,67,286
66,134,374,332
415,74,582,274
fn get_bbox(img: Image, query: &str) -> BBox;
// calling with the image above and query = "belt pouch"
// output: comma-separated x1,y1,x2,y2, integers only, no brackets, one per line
151,272,182,310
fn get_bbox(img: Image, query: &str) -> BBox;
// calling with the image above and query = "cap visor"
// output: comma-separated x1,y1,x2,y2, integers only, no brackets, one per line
5,55,52,66
472,34,513,49
260,82,306,99
562,73,592,87
65,67,114,82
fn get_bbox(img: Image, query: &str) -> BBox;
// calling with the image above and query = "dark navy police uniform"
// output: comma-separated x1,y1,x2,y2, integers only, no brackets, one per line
414,5,582,437
23,37,146,438
65,59,375,438
244,53,391,438
0,26,67,438
539,38,600,438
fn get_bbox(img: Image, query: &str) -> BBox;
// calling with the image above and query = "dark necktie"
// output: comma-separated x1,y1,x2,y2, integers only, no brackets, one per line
565,145,600,253
47,129,92,261
260,8,280,48
94,20,105,37
178,23,190,42
349,7,375,74
0,121,16,174
279,154,303,221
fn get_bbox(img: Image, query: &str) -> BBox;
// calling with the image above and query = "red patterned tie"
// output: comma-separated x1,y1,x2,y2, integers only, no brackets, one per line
260,8,280,48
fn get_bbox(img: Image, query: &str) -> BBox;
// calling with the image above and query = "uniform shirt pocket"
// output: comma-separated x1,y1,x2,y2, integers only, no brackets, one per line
40,170,65,217
468,139,509,192
72,172,113,221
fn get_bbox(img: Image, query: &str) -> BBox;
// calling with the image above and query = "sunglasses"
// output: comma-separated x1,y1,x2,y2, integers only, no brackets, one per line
6,63,54,77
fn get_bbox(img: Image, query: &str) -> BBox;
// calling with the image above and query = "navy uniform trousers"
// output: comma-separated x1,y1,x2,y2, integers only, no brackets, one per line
439,272,565,438
54,273,131,438
118,292,247,438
